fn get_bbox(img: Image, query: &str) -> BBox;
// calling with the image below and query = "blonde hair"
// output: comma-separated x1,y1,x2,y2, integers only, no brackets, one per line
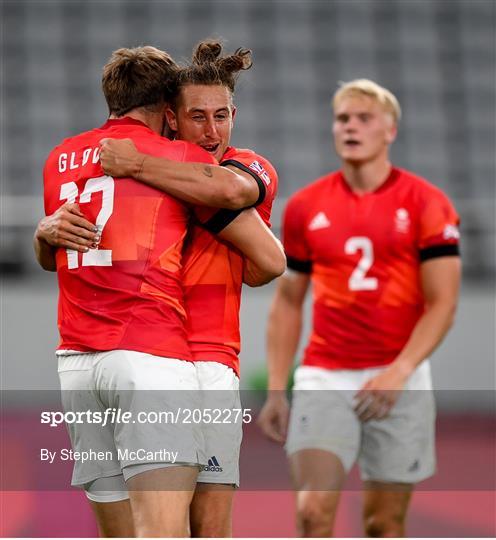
332,79,401,124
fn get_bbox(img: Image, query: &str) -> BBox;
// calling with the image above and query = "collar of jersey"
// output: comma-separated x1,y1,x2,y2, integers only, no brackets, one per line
100,117,150,130
338,166,400,197
222,146,236,159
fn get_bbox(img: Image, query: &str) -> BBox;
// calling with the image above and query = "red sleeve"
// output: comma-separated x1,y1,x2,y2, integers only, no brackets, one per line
193,150,279,234
43,158,51,216
417,187,461,262
220,154,278,226
283,194,312,273
43,150,61,216
248,156,278,227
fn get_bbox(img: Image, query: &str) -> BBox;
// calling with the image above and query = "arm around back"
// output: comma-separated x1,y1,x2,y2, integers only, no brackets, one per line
33,203,98,272
99,138,260,209
217,209,286,286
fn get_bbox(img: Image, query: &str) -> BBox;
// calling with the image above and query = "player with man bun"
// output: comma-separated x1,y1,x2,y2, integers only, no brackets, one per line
40,39,284,537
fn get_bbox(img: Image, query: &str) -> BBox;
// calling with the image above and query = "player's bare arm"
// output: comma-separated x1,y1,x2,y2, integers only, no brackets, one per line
216,209,286,286
99,137,260,209
354,256,461,421
33,203,99,271
258,271,310,443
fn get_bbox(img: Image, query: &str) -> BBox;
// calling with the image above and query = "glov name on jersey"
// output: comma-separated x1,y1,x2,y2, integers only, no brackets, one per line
58,146,100,173
40,448,178,464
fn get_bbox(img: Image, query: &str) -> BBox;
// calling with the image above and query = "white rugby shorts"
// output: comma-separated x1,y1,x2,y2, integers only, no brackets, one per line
286,361,436,484
58,350,206,501
195,361,242,487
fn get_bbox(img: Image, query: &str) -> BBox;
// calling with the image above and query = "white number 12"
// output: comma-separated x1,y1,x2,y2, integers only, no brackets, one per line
345,236,378,291
59,175,114,269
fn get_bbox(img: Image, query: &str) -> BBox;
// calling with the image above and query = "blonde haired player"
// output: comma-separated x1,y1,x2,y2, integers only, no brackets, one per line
259,79,461,537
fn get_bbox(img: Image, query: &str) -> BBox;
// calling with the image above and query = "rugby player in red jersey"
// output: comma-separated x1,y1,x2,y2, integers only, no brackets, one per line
258,79,461,537
35,46,283,538
36,42,283,537
98,41,280,537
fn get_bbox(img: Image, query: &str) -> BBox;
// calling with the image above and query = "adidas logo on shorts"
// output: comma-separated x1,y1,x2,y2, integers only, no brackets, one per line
203,455,223,472
408,459,419,472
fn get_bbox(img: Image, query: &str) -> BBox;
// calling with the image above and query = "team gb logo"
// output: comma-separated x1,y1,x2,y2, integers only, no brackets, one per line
395,208,410,233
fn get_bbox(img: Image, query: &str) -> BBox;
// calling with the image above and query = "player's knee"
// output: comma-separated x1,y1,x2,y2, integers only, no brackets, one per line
297,491,337,535
132,501,189,537
191,516,230,538
134,518,186,538
364,512,405,538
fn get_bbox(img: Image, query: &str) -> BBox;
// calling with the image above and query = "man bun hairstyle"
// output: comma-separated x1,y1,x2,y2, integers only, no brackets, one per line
192,40,223,65
174,39,252,100
102,46,178,117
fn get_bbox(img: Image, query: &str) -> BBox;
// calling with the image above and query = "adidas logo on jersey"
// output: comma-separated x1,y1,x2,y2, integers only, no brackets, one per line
308,212,331,231
203,456,223,472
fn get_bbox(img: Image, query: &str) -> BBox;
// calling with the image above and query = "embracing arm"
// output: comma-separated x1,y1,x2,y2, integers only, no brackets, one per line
33,203,98,271
33,233,57,272
216,209,286,286
99,138,260,209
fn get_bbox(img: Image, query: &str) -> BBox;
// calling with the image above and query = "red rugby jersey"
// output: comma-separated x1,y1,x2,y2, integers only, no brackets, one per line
182,147,278,376
283,167,460,370
43,117,215,360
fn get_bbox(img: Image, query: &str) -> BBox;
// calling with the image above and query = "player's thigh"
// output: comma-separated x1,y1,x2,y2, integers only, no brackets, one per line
286,366,361,477
359,361,436,484
89,498,134,538
195,361,242,487
190,483,235,537
127,466,198,536
290,448,347,492
58,353,123,488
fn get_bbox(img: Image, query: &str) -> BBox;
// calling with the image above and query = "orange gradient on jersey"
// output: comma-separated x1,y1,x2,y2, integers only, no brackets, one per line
283,168,459,370
181,147,278,376
44,117,215,360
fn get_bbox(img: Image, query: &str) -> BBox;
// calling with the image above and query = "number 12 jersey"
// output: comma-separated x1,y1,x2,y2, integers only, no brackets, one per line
43,117,215,360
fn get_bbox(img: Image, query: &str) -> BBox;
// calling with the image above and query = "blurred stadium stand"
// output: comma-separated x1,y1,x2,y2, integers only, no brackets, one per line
1,0,494,278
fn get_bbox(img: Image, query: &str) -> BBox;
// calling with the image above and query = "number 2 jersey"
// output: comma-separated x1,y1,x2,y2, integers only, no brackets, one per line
283,167,460,370
43,117,215,361
181,147,278,376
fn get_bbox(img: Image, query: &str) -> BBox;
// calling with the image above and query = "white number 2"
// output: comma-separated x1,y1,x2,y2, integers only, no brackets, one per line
345,236,378,291
59,176,114,269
